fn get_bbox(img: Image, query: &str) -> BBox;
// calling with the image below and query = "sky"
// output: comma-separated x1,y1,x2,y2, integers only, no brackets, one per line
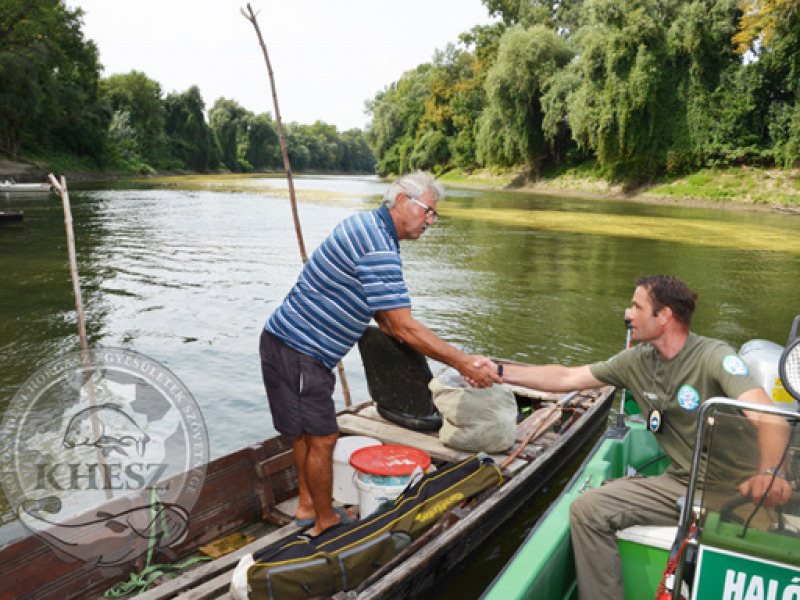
67,0,498,132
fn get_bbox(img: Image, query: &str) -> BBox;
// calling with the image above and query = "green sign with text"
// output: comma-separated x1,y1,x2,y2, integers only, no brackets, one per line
693,546,800,600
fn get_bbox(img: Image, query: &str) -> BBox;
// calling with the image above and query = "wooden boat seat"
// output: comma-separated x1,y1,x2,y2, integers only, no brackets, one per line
616,524,677,551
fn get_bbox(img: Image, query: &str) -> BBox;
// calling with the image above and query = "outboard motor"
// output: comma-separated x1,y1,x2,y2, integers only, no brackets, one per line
357,325,442,431
780,316,800,404
740,336,798,412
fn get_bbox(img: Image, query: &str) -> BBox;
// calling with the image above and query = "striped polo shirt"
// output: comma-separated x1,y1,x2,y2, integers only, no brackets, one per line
265,205,411,368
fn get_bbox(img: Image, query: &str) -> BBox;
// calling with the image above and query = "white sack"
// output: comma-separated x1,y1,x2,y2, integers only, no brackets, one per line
430,368,517,453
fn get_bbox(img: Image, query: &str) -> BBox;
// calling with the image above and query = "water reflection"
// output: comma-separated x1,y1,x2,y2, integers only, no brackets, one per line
1,175,799,544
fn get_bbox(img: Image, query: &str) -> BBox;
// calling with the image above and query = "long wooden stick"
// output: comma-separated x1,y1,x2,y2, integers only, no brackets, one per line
49,173,111,499
49,174,89,356
242,4,352,406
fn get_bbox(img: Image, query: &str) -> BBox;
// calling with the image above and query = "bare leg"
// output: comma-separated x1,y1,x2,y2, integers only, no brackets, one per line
292,436,315,522
294,432,355,534
304,432,342,535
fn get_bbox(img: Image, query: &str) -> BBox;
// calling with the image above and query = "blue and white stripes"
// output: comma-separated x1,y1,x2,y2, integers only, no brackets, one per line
266,208,410,368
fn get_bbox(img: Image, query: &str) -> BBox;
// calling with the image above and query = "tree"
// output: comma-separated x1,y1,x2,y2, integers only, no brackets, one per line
413,44,488,170
732,0,799,55
244,113,280,170
165,86,220,172
0,0,108,160
477,25,573,171
101,71,168,167
339,129,376,172
366,65,432,176
732,0,800,166
306,121,343,170
208,98,252,172
556,0,685,179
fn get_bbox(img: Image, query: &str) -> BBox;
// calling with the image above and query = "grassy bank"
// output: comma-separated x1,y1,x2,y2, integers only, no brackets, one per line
441,165,800,213
5,154,800,214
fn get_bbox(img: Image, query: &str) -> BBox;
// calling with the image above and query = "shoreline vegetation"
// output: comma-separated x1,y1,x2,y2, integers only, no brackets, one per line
440,165,800,215
8,2,800,219
3,157,799,215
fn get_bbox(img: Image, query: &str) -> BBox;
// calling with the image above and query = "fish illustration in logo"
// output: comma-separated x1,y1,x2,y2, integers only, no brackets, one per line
18,495,189,566
63,404,150,457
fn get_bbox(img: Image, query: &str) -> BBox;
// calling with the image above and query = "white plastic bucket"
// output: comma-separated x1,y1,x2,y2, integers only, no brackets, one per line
353,472,408,518
332,436,381,504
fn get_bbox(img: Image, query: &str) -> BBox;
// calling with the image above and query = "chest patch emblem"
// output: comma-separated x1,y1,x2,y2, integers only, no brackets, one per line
723,354,749,376
678,385,700,411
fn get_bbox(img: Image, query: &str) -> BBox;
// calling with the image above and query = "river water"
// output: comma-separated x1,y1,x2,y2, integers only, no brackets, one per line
1,174,799,592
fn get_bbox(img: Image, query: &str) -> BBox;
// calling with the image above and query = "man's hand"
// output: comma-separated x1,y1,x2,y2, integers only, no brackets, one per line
461,355,501,388
739,472,793,506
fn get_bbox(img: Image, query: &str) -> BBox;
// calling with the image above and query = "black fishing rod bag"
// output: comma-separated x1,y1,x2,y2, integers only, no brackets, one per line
231,453,503,600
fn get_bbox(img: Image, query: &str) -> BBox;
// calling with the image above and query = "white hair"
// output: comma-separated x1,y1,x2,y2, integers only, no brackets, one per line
382,171,445,208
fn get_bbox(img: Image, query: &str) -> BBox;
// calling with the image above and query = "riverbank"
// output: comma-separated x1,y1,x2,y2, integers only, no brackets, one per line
441,165,800,214
4,157,800,215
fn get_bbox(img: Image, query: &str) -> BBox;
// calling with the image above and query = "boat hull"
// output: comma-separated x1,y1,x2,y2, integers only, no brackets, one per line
0,183,51,193
0,211,24,224
0,388,616,600
482,422,668,600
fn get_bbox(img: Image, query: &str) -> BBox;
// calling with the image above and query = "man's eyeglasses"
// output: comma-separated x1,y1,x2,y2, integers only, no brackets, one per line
408,196,439,222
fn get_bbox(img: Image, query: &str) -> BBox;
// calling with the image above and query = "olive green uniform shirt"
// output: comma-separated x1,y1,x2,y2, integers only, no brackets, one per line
590,333,761,484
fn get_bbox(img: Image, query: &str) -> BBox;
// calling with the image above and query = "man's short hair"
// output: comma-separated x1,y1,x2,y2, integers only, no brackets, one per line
383,171,445,208
636,275,698,327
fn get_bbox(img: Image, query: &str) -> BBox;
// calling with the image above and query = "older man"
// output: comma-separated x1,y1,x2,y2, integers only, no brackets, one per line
260,171,499,535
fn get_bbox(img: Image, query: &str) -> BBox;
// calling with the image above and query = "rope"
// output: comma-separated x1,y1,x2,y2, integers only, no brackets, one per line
655,523,696,600
104,489,210,597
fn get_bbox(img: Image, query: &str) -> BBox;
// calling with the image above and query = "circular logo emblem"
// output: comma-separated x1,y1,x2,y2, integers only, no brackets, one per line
0,348,208,567
678,385,700,411
723,355,749,376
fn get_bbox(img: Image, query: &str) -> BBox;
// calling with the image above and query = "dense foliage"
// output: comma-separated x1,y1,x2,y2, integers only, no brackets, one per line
0,0,375,175
367,0,800,181
7,0,800,182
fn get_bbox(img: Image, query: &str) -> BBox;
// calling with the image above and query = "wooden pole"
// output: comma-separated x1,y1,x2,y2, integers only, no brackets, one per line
49,173,112,499
49,174,89,356
242,4,352,406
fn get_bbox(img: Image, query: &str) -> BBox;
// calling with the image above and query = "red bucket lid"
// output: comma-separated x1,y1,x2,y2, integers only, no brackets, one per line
349,444,431,476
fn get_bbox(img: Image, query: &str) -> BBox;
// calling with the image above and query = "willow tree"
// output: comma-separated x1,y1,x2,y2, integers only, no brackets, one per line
733,0,800,166
209,98,252,172
366,65,432,176
165,86,220,172
560,0,687,179
476,24,573,172
664,0,756,169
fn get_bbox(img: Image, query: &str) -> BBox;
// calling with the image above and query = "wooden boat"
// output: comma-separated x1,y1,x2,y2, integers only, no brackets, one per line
0,180,51,193
0,332,615,600
482,330,800,600
0,211,23,224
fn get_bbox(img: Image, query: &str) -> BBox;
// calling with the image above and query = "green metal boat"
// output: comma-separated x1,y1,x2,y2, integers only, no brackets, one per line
483,324,800,600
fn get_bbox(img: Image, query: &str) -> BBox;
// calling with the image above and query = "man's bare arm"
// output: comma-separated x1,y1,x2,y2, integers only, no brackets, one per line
375,307,500,387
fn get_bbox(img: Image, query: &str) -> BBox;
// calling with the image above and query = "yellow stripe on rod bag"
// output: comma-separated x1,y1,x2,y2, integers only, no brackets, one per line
239,453,503,599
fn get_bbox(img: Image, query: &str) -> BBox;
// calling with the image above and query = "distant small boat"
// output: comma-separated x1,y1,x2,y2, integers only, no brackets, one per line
1,180,51,193
0,211,24,224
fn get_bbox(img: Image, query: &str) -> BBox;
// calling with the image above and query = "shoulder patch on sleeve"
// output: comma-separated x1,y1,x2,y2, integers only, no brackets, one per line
722,354,749,376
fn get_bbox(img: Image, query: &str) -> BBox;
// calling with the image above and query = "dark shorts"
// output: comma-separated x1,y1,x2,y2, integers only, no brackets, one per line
259,329,337,437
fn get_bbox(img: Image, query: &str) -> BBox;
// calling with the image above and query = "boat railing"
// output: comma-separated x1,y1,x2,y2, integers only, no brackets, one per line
674,396,800,599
